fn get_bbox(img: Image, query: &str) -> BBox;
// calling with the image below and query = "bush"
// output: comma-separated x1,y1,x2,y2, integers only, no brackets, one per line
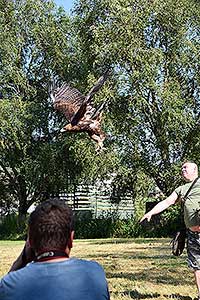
0,214,27,240
0,207,183,240
74,211,115,239
74,211,142,239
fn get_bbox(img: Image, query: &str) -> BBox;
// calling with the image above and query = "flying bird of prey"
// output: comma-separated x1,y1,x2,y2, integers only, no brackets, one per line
51,71,110,151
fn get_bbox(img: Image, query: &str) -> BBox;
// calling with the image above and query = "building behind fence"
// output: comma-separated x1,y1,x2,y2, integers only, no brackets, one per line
59,181,135,219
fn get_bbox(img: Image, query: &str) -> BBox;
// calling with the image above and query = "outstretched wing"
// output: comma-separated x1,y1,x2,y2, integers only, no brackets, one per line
53,84,86,123
81,69,110,121
53,70,110,125
86,69,111,102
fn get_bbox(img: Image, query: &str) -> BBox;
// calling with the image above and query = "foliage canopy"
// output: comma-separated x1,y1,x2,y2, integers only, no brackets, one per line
0,0,200,226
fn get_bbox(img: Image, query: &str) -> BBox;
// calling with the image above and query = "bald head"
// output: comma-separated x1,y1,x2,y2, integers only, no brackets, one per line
181,162,198,182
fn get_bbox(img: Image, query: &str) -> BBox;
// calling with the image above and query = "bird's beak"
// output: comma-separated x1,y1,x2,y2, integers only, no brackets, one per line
60,128,66,133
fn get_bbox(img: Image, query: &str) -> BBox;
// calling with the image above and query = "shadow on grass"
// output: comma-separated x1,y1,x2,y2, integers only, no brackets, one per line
118,289,160,299
90,238,168,245
163,294,193,300
106,270,191,286
118,290,193,299
84,251,186,262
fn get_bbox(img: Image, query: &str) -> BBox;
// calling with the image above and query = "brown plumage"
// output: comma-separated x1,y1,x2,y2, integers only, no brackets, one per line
51,71,109,151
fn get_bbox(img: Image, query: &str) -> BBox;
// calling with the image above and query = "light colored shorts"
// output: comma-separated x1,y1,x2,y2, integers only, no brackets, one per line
187,229,200,270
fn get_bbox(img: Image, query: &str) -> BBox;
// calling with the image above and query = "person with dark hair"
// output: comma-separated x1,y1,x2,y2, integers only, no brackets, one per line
0,199,110,300
140,162,200,299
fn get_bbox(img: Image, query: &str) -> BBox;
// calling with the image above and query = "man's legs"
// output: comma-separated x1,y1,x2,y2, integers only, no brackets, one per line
194,270,200,299
187,230,200,299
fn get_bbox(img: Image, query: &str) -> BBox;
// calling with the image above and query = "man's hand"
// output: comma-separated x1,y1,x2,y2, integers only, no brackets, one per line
140,192,178,225
9,240,35,272
140,212,153,223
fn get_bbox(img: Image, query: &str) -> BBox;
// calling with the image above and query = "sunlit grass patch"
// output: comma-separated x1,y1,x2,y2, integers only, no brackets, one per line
0,238,196,299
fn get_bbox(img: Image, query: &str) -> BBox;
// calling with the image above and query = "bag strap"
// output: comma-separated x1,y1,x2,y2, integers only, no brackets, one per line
182,177,199,203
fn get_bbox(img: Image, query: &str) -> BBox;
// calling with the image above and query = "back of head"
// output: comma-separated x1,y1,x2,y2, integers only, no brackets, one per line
28,199,74,254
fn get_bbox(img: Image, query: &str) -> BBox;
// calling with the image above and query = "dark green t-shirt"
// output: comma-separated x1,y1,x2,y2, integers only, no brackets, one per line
175,178,200,228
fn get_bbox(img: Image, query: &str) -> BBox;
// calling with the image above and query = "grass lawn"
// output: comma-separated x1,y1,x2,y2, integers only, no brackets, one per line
0,238,196,299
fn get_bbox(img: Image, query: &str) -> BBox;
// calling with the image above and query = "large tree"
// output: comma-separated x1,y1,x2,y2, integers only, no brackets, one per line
1,0,200,223
74,0,200,195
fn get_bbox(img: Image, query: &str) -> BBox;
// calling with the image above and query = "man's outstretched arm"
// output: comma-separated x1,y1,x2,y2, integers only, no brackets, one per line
140,191,178,222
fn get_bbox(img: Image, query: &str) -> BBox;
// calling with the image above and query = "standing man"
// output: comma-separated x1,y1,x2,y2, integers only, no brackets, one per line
141,161,200,299
0,198,110,300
